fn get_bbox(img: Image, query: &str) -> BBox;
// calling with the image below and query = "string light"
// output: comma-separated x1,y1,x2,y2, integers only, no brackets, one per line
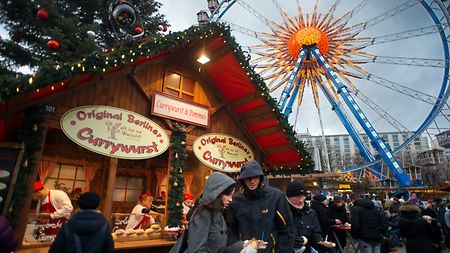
0,24,313,174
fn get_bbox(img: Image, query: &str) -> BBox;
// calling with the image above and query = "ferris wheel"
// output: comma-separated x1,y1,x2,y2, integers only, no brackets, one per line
204,0,450,187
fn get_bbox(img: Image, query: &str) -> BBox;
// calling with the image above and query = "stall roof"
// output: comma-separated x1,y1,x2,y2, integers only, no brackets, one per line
0,24,314,175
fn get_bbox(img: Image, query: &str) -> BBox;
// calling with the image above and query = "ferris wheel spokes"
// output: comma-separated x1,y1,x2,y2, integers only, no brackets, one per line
278,48,308,112
311,45,411,187
313,73,379,173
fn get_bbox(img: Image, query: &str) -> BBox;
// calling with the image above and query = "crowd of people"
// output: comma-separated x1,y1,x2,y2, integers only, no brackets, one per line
3,160,450,253
176,160,450,253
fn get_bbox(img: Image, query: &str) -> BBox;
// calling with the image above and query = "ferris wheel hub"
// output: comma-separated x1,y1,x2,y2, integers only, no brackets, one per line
288,27,329,59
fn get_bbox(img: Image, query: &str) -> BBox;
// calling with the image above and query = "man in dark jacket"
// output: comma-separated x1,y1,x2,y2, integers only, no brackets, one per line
350,196,383,253
49,192,114,253
286,181,335,253
311,194,341,240
226,160,294,253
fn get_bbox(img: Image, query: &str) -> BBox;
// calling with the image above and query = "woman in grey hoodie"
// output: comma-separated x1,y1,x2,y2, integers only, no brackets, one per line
186,172,244,253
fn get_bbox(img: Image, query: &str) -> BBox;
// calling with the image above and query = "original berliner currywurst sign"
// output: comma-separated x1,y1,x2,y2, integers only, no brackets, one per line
193,133,254,173
60,105,169,159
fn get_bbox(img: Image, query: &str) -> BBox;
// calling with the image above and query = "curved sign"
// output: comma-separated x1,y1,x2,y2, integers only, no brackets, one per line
193,133,254,173
61,105,169,160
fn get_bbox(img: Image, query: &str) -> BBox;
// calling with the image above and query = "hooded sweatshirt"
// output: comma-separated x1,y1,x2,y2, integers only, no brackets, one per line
226,161,294,253
49,209,114,253
186,172,242,253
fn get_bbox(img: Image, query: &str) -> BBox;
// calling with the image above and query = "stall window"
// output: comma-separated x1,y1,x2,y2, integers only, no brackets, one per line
163,70,195,101
46,164,86,192
113,176,143,202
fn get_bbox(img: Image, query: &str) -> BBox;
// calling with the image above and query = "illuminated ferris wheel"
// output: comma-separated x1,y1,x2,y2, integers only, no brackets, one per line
203,0,450,187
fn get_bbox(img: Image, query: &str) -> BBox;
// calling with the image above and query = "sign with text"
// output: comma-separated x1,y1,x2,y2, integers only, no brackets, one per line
193,133,254,173
61,105,169,159
151,92,210,128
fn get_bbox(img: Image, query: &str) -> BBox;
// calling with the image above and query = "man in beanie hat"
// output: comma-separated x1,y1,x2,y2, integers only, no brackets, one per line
226,160,294,253
286,181,335,253
32,181,73,236
49,192,114,253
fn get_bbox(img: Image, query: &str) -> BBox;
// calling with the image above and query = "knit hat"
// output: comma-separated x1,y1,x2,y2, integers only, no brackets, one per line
333,195,344,203
239,160,264,180
286,181,307,197
77,192,100,209
313,194,326,202
33,181,44,193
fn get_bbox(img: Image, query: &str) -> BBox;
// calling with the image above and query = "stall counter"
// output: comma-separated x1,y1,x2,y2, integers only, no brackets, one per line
16,239,176,253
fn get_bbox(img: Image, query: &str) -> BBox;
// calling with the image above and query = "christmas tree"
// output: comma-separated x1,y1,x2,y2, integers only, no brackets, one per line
0,0,168,76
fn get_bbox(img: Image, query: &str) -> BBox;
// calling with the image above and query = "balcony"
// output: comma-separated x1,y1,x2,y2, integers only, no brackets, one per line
436,130,450,148
417,156,436,166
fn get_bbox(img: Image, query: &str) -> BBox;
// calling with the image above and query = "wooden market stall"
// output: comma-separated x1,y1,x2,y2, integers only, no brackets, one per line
0,24,313,252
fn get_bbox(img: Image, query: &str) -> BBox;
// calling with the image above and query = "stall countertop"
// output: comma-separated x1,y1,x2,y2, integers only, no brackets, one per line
16,239,176,253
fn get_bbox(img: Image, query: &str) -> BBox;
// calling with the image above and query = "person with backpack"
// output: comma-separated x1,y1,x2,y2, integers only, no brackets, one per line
49,192,114,253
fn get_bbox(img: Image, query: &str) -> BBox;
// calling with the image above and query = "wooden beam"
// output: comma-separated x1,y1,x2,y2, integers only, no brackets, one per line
197,70,268,160
240,109,275,126
264,145,294,154
103,157,118,222
15,123,49,243
210,102,224,116
128,72,151,101
252,126,284,137
229,92,260,107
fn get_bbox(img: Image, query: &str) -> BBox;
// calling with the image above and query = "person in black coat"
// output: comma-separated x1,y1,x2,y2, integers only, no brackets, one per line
399,204,436,253
226,160,294,253
350,197,384,252
328,196,349,249
311,194,341,240
49,192,114,253
285,181,335,253
422,202,442,253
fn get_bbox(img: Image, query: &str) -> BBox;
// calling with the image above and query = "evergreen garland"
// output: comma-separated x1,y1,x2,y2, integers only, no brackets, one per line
7,106,45,228
1,23,314,175
167,122,187,228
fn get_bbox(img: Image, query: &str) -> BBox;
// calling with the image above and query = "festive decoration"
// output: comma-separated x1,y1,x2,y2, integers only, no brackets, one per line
109,0,145,41
158,25,168,32
167,122,187,228
47,40,60,50
0,23,314,175
134,26,143,34
37,9,49,20
7,106,45,228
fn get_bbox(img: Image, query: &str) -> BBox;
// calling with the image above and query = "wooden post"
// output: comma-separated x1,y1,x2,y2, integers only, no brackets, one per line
164,149,171,226
15,124,48,244
103,157,118,221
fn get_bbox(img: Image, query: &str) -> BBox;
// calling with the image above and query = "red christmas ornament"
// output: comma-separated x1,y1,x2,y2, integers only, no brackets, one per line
47,40,60,50
163,25,168,32
37,9,49,20
134,26,143,34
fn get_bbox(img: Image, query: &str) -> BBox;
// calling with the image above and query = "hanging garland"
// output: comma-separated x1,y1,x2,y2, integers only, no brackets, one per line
7,106,45,228
167,122,187,228
0,23,314,175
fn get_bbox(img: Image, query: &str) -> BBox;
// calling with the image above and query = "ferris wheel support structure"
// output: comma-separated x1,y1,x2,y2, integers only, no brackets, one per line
310,45,411,187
